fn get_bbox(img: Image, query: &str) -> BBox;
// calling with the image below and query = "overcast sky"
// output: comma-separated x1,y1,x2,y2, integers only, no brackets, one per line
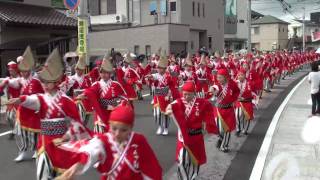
252,0,320,23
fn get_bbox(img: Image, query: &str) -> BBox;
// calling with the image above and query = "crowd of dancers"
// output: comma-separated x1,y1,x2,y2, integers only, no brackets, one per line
0,46,317,180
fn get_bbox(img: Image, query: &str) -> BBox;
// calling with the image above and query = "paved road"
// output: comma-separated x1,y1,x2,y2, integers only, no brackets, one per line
0,90,178,180
0,69,308,180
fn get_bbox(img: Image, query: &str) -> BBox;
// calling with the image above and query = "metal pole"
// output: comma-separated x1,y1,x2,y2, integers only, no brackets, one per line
302,7,305,52
247,0,252,53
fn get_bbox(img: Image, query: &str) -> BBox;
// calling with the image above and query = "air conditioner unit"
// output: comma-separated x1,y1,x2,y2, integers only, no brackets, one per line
90,14,126,25
115,14,126,23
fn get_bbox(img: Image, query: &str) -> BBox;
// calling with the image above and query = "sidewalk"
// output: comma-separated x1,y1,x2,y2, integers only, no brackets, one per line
252,77,320,179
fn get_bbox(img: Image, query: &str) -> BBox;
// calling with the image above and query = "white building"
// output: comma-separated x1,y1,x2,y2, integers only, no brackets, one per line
87,0,224,56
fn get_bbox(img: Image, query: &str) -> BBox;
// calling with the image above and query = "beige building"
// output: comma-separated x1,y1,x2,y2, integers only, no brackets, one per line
88,0,224,56
251,15,289,51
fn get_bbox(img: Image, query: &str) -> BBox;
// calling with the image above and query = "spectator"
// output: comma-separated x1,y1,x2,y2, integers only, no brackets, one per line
308,62,320,116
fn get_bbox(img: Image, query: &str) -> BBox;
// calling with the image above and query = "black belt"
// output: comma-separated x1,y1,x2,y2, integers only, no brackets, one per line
198,79,207,83
170,72,179,77
215,103,233,109
188,128,203,136
239,98,252,102
154,87,169,96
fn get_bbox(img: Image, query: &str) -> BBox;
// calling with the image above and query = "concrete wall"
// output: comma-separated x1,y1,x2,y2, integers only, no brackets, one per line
168,24,190,42
89,24,171,55
180,0,224,52
236,0,248,40
117,0,128,17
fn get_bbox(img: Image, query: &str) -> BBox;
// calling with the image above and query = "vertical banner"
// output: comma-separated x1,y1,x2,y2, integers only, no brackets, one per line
224,0,237,34
78,18,87,55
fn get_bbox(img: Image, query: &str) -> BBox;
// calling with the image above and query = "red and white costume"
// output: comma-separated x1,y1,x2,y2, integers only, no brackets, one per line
84,79,128,133
212,69,240,152
116,66,140,101
148,72,177,135
167,81,218,180
16,76,44,132
235,77,256,135
62,74,93,120
195,67,211,98
60,105,162,180
18,91,90,179
168,64,181,89
72,132,162,180
0,62,21,136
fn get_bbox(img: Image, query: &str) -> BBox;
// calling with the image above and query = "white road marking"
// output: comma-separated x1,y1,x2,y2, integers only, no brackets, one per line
0,130,12,137
142,94,150,97
249,76,307,180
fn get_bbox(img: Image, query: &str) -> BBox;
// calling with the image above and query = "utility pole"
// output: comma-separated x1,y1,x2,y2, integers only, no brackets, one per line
248,0,252,53
302,7,306,52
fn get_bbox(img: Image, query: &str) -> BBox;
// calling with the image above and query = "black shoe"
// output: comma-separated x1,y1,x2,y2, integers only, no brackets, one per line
235,131,241,137
216,139,222,148
243,132,249,136
8,133,14,140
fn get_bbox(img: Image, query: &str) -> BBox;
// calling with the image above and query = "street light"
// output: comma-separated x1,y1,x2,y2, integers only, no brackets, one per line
302,7,305,52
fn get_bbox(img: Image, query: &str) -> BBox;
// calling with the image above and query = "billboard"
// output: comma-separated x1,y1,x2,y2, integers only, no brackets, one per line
225,0,237,34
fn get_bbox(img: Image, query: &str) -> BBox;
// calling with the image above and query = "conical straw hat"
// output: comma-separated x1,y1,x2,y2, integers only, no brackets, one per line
38,48,64,82
18,46,35,71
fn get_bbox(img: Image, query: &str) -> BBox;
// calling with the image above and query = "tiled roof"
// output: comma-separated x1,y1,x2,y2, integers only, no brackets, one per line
0,1,77,28
252,15,289,25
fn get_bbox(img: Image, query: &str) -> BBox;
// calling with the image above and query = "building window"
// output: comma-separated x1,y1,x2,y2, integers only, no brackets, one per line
197,2,200,17
170,1,176,12
283,28,285,32
203,3,205,17
100,0,117,15
192,2,195,16
279,28,281,32
251,27,260,35
145,45,151,57
134,45,140,55
235,42,242,50
208,37,212,49
191,41,194,50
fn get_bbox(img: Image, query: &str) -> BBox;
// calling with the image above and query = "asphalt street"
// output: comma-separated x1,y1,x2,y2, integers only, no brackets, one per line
0,69,308,180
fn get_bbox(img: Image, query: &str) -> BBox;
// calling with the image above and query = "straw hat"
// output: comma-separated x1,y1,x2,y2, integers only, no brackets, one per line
18,46,35,71
38,48,64,83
